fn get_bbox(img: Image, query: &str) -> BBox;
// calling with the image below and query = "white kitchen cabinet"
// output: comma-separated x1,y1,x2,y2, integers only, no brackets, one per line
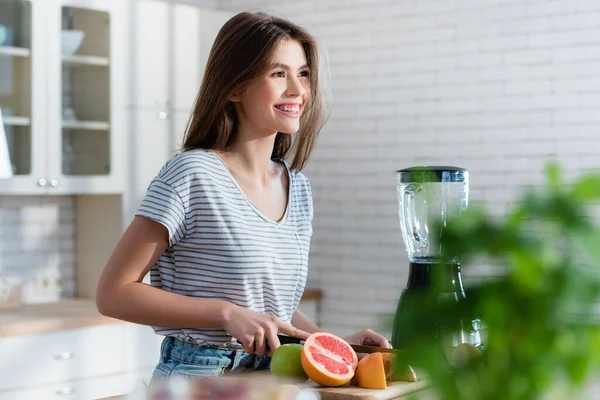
131,0,231,111
133,0,169,109
0,323,125,392
0,0,127,195
129,108,171,218
0,322,160,400
125,0,233,221
122,322,164,372
0,369,153,400
172,4,201,111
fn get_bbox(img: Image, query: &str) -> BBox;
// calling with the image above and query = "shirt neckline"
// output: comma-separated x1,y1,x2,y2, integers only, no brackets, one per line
209,150,292,227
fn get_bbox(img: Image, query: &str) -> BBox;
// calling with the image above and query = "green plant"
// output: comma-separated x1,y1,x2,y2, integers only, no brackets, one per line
395,163,600,400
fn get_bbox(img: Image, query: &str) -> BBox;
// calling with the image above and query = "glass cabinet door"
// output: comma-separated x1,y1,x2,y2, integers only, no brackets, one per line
0,0,41,190
59,5,111,177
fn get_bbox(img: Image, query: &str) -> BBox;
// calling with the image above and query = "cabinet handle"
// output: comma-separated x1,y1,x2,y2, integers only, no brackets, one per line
55,387,75,396
54,351,75,360
37,178,47,187
50,179,59,188
158,111,170,120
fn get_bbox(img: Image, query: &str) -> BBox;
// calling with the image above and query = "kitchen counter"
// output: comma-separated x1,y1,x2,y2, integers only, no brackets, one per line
0,299,118,337
0,289,323,338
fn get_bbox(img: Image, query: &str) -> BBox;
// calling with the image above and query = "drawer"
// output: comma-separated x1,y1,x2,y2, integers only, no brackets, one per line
0,370,151,400
122,322,164,371
0,324,125,391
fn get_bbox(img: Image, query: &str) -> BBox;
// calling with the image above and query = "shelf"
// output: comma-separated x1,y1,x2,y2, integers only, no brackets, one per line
62,54,110,67
2,116,31,126
62,120,110,131
0,46,31,57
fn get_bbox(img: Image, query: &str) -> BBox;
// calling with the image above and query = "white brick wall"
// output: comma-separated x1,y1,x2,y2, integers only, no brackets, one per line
0,196,76,303
220,0,600,337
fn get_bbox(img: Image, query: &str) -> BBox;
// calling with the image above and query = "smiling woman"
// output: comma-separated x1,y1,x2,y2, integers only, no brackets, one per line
232,45,311,137
95,11,392,385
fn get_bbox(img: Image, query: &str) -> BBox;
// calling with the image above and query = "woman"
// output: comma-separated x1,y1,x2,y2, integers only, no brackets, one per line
96,11,391,381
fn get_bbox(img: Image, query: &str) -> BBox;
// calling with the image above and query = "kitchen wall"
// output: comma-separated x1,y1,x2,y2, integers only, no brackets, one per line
0,0,227,304
2,0,599,335
0,196,76,302
220,0,600,337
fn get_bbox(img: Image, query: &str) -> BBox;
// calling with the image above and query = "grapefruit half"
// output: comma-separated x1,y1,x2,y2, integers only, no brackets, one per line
300,332,358,387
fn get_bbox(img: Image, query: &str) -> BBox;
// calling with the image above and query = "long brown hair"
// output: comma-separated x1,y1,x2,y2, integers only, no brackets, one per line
181,11,331,171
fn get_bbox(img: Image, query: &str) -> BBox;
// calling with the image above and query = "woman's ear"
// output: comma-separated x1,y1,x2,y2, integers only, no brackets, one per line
230,86,242,102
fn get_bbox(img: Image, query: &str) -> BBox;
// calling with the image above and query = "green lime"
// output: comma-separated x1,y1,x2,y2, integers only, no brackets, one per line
270,343,308,381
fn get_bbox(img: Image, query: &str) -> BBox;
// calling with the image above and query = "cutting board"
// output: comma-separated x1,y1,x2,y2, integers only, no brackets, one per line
301,380,430,400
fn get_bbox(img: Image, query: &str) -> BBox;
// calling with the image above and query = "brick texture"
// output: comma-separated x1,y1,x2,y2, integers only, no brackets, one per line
219,0,600,337
0,196,76,303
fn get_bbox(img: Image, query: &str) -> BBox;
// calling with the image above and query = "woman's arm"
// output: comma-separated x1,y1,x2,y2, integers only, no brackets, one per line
96,216,232,329
291,308,322,334
96,216,309,356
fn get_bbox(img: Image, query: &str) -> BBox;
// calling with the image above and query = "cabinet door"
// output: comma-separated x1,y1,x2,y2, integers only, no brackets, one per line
172,3,201,111
45,0,127,194
0,0,48,194
132,0,169,109
0,324,125,392
0,370,149,400
122,322,164,372
198,9,232,82
126,108,172,221
172,108,191,153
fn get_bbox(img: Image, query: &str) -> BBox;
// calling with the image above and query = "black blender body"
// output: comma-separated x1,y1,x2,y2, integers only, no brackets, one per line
391,167,482,351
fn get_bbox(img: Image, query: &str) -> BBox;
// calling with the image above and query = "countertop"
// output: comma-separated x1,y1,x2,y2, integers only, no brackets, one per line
0,299,118,337
0,289,323,338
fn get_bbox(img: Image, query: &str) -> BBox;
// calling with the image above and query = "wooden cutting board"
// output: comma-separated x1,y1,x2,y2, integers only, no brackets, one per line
301,380,430,400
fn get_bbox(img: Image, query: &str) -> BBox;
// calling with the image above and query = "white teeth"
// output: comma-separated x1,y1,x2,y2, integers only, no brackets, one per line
276,105,299,113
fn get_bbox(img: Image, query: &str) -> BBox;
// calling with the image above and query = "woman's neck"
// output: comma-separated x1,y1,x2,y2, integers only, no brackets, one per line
218,133,279,179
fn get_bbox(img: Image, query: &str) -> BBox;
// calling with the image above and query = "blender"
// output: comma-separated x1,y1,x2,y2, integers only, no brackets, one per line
391,166,483,353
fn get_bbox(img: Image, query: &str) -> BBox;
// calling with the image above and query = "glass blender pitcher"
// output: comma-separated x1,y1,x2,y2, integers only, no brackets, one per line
391,166,483,353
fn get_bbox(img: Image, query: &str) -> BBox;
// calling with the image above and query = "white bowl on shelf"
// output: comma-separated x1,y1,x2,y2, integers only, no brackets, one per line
0,24,14,46
61,30,85,55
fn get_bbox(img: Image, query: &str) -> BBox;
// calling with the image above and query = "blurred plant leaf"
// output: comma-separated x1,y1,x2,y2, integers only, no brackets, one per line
391,162,600,400
572,174,600,202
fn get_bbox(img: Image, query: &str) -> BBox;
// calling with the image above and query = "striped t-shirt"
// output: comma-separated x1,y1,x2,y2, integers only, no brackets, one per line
136,149,313,346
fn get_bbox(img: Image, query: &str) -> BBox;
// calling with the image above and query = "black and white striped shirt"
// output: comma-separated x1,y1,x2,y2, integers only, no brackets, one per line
136,149,313,346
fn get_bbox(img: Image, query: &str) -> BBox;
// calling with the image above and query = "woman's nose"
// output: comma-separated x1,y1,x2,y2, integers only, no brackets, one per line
285,76,306,97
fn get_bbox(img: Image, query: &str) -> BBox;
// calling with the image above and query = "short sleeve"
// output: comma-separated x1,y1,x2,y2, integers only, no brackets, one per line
136,179,187,247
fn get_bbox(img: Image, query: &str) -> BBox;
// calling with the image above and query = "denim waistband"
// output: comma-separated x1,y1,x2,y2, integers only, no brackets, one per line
162,336,242,366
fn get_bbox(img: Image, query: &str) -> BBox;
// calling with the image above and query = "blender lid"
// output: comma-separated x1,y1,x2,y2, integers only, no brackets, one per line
397,166,468,183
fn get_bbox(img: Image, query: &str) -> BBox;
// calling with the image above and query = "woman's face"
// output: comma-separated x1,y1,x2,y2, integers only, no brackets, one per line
233,38,310,136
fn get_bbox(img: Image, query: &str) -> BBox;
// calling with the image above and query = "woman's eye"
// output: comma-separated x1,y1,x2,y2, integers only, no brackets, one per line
272,71,285,77
299,70,310,77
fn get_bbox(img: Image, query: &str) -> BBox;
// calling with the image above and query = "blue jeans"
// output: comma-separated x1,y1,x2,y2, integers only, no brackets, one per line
150,336,271,383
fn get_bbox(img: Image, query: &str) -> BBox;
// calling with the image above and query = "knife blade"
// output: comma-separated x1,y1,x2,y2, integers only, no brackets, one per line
276,334,400,354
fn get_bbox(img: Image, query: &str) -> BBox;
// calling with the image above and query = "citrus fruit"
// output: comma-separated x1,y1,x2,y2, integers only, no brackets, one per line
300,332,358,387
381,353,395,381
396,365,417,382
270,344,308,380
381,353,418,382
355,352,387,389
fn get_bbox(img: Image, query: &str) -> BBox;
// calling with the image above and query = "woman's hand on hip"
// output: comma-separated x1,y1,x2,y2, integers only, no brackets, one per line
221,303,310,357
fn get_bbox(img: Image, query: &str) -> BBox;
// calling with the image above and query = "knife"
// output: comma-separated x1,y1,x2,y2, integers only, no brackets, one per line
276,334,400,354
